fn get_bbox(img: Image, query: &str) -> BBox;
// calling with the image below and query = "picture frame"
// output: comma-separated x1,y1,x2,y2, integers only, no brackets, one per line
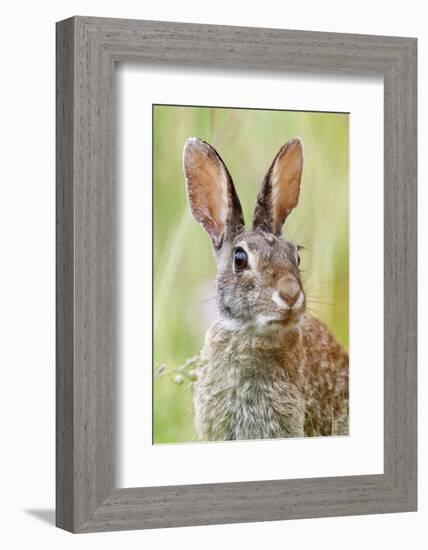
56,16,417,533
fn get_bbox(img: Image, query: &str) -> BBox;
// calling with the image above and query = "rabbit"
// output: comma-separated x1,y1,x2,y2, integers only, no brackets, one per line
183,136,349,441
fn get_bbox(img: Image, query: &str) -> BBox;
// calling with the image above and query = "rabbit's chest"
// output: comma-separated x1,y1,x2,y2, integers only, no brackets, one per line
193,347,304,440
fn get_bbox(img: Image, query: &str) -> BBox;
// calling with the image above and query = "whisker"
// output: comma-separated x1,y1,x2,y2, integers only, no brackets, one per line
305,301,348,316
301,267,318,286
170,296,217,310
304,280,336,293
306,299,337,306
305,306,332,323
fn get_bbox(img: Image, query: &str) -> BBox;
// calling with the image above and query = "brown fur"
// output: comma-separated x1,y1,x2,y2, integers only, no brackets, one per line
195,314,348,440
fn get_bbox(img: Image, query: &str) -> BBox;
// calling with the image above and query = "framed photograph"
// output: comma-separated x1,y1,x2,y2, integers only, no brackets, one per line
151,104,350,446
56,16,417,532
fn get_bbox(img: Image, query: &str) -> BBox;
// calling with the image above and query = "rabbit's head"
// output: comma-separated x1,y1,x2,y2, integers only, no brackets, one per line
183,137,305,333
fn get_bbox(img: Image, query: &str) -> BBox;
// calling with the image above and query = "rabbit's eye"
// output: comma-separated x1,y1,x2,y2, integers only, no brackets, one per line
234,247,248,271
296,244,304,267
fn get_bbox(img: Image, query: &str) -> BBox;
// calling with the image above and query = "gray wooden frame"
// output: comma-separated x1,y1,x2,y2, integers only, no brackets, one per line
56,16,417,533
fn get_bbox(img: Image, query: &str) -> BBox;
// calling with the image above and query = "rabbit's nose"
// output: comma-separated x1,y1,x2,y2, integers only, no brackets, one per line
277,276,301,308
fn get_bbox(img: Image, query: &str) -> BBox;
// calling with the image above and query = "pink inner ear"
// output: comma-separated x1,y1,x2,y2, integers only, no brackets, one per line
199,208,224,246
271,139,303,233
184,139,229,245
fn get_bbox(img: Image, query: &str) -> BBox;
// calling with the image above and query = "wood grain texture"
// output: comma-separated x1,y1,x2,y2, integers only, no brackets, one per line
56,17,75,532
56,16,417,533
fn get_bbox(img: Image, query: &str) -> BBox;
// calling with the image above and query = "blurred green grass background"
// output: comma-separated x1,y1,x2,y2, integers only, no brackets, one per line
153,104,349,444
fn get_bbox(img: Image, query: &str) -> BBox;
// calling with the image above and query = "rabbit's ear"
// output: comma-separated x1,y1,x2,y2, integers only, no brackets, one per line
183,138,245,249
252,138,303,236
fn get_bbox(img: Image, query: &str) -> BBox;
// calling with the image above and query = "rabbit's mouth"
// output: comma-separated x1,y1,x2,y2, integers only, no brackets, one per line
219,309,304,335
255,309,304,332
